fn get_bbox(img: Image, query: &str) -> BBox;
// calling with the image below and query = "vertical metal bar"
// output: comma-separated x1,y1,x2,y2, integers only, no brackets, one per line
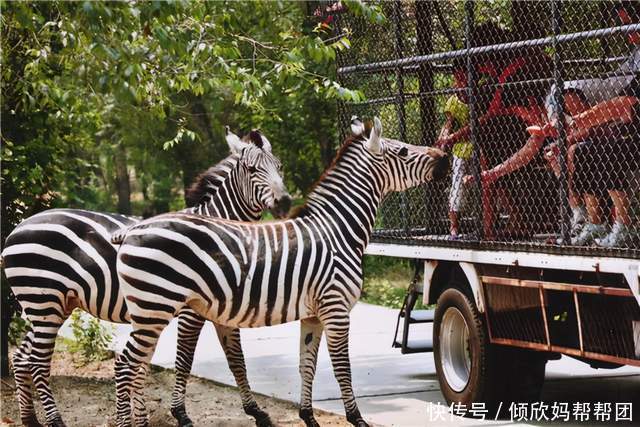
332,1,349,144
393,0,409,234
465,0,483,240
573,289,585,355
539,285,552,350
482,283,495,341
552,0,572,243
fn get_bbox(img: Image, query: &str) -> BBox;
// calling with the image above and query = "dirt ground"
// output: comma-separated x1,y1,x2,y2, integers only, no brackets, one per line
0,351,350,427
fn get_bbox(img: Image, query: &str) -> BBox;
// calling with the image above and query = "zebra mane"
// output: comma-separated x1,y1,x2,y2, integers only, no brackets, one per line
185,155,240,207
289,134,365,218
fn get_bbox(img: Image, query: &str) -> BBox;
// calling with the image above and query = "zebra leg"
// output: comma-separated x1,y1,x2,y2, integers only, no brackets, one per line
29,317,67,427
170,309,205,427
214,324,273,427
131,363,149,427
320,313,369,427
12,327,44,427
298,317,323,427
115,315,172,427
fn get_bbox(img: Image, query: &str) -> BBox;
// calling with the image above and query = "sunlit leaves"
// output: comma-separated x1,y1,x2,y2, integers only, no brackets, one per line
163,123,199,150
343,0,386,25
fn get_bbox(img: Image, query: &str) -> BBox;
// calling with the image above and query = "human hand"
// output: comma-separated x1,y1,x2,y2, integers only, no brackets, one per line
527,121,558,138
463,170,499,186
543,142,561,177
435,135,454,150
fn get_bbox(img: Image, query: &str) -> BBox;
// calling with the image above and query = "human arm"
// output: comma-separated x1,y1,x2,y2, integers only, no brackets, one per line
566,95,638,143
438,111,500,147
462,134,547,185
435,113,454,149
530,96,639,144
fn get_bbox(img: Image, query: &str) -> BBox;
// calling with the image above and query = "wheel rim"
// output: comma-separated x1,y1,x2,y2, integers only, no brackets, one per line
440,306,471,392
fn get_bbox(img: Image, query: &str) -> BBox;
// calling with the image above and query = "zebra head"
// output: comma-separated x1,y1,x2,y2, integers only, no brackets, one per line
226,127,292,218
356,117,448,194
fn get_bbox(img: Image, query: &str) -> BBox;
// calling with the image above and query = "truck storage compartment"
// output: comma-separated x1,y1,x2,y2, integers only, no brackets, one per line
481,275,640,366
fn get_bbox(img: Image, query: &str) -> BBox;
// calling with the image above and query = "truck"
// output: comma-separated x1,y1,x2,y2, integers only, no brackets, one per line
328,0,640,408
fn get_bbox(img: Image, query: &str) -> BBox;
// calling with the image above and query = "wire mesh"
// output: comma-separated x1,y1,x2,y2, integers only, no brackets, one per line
333,0,640,258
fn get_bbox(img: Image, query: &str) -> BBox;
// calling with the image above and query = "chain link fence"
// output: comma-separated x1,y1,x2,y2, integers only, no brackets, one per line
329,0,640,258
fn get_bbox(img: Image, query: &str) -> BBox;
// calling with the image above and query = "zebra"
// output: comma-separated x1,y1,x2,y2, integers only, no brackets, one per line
113,117,448,427
1,128,291,427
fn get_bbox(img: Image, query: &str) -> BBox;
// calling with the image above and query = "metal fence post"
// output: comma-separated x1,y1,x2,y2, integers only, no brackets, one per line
465,0,483,241
393,0,409,234
552,0,572,244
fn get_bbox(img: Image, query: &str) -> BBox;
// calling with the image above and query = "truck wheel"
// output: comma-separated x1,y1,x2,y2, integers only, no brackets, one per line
433,288,547,410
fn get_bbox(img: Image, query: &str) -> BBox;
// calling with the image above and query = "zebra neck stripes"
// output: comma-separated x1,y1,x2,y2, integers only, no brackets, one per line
186,155,260,222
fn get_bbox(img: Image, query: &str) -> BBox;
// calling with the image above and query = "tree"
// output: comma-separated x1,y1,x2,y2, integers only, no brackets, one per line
0,0,385,376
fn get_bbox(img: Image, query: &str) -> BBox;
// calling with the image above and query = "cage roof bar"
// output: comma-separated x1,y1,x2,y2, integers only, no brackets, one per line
338,23,640,75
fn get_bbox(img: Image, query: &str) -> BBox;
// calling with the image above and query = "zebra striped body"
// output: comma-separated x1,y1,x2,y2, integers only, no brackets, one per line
115,119,448,427
2,130,289,427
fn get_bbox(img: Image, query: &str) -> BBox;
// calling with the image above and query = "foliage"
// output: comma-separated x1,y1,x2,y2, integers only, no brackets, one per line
361,279,409,309
1,0,384,230
8,314,30,347
60,309,114,365
0,0,386,372
361,256,426,309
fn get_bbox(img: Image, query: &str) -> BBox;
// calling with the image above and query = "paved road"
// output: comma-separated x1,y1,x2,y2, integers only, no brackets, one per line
95,302,639,426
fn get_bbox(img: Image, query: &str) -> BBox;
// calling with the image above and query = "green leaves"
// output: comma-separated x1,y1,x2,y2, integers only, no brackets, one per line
1,0,377,231
162,124,198,150
343,0,386,25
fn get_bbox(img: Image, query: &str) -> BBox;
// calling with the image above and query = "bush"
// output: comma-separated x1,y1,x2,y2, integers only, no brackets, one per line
62,309,114,365
8,313,30,346
361,279,409,308
361,256,427,310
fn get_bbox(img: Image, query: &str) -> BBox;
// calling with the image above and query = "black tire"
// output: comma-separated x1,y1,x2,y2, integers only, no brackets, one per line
433,287,546,412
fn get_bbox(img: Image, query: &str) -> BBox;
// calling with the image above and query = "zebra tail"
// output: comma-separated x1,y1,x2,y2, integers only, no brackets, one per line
111,227,129,244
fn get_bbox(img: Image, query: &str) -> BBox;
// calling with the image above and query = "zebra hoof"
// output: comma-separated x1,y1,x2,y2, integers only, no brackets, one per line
299,408,320,427
170,404,194,427
255,415,274,427
22,414,44,427
346,410,369,427
244,402,273,427
47,416,67,427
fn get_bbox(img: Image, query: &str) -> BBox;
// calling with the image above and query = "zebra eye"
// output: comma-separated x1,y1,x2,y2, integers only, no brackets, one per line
248,166,258,173
398,147,408,157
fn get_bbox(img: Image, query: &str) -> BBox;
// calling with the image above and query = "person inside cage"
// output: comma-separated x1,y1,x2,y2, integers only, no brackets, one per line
443,23,552,240
474,1,640,247
436,22,526,240
435,57,471,239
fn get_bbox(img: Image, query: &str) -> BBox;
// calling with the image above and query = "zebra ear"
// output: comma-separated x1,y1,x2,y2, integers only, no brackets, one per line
365,117,383,154
258,133,273,152
225,126,249,154
350,115,365,136
248,130,263,148
248,130,272,152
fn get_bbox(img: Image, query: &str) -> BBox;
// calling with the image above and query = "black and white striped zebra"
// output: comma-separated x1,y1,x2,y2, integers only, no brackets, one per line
114,118,448,427
2,128,291,427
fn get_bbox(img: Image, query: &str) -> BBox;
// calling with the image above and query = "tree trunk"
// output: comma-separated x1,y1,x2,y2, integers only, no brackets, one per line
416,1,436,146
114,142,131,215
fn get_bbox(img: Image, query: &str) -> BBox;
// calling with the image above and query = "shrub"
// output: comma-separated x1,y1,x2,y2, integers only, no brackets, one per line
362,256,428,310
64,309,114,365
8,313,30,346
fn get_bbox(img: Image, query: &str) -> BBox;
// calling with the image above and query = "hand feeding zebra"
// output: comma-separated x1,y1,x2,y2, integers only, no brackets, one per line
114,117,448,427
1,128,290,427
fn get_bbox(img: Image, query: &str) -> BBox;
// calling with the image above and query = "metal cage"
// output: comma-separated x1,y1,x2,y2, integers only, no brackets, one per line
330,0,640,259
